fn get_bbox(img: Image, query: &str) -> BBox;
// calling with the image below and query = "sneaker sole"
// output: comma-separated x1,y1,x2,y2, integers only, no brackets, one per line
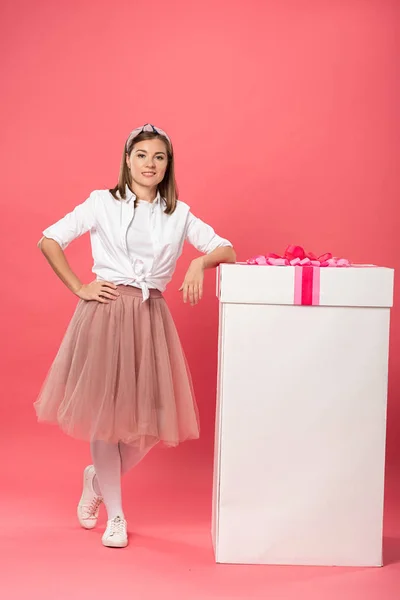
102,538,128,548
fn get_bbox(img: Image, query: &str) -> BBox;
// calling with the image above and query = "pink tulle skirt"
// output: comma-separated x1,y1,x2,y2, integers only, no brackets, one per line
34,285,200,450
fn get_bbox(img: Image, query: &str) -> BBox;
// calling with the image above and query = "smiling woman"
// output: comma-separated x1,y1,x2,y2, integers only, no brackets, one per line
35,122,236,549
129,142,168,187
110,123,178,214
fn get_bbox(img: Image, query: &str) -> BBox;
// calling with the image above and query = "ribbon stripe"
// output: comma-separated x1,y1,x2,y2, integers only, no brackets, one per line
312,265,321,306
301,266,314,306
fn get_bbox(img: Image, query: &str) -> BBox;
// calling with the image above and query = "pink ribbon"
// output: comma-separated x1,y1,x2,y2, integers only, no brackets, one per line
245,245,352,305
247,245,350,268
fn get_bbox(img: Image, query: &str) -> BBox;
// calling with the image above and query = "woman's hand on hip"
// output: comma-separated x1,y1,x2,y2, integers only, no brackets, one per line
75,280,120,303
179,258,205,306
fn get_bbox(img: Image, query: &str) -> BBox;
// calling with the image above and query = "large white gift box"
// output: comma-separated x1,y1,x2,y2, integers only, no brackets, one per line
212,263,394,566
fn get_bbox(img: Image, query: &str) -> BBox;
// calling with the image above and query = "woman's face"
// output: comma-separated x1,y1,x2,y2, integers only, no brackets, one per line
126,138,169,190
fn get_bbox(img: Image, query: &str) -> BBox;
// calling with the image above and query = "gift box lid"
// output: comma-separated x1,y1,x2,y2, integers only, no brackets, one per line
217,263,394,308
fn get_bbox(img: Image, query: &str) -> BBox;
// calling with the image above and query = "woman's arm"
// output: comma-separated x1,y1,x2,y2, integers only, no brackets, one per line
38,237,119,304
38,192,119,303
179,246,236,305
180,212,236,305
197,245,236,269
38,236,84,295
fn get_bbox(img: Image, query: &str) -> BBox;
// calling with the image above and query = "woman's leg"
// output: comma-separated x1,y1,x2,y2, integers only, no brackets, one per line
118,440,157,475
91,440,124,519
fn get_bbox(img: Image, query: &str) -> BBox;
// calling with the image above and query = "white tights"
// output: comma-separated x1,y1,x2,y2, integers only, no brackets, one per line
90,440,155,520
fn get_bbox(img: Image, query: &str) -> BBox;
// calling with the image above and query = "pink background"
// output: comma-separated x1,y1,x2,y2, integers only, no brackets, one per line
2,0,399,598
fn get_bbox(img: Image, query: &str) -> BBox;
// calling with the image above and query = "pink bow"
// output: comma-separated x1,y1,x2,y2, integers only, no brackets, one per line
247,245,350,267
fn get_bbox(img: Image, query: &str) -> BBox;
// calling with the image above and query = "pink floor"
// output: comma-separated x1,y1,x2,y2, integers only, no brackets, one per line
2,413,400,600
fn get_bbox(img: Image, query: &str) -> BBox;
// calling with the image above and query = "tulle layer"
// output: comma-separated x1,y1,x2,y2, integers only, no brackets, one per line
34,286,200,450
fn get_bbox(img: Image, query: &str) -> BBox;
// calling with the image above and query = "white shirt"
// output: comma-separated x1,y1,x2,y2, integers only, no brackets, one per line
42,185,233,301
126,199,156,292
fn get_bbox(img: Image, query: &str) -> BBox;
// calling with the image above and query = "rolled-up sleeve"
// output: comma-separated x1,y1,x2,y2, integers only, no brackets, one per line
185,211,233,254
42,191,98,250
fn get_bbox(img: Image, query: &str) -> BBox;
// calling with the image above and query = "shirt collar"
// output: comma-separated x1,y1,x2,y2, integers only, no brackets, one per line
125,184,161,206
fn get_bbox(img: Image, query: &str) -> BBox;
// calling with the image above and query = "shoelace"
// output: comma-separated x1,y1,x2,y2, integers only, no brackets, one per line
108,516,126,537
83,496,102,519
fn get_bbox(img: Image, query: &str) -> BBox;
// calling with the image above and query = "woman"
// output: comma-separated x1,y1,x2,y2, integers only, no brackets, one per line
35,123,236,548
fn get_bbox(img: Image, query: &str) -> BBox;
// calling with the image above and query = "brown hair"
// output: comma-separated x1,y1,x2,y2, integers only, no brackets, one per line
109,131,178,215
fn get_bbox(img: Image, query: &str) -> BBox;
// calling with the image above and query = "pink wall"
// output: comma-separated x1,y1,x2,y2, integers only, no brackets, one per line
2,1,399,460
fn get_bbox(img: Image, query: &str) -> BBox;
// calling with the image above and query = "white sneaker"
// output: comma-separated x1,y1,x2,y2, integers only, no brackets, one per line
77,465,103,529
102,516,128,548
